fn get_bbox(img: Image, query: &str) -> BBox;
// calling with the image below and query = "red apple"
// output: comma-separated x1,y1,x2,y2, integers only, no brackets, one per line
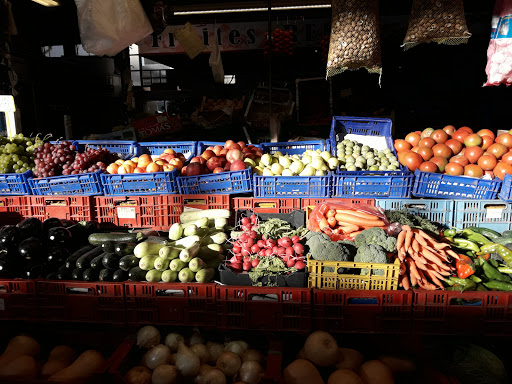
226,149,243,163
181,166,187,176
219,149,228,156
243,153,256,160
220,158,227,167
237,141,246,149
201,150,215,160
186,162,203,176
242,147,252,154
230,159,247,171
226,142,241,151
206,156,222,171
213,167,224,173
190,156,201,163
224,162,231,171
213,145,223,156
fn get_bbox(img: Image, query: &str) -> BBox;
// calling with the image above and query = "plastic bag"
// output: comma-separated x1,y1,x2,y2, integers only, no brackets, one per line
485,0,512,86
327,0,382,78
75,0,153,57
174,22,206,59
307,201,389,241
209,33,225,83
403,0,471,50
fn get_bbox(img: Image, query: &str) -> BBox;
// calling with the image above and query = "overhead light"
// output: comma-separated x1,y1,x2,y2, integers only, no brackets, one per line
32,0,60,7
173,4,330,15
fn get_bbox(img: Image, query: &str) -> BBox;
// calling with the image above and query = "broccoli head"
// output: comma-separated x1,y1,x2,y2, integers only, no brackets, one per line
305,232,356,262
354,244,389,276
354,227,397,253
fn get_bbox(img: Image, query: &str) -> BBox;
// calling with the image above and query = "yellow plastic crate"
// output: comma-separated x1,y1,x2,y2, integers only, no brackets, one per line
307,256,400,290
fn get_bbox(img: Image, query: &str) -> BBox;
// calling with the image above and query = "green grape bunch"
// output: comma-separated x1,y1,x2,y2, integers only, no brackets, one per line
0,133,44,174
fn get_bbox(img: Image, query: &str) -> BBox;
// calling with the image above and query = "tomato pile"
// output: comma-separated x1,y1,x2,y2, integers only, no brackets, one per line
264,28,294,56
394,126,512,180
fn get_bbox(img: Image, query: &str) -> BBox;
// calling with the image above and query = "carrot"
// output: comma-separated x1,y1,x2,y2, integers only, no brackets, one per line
409,265,418,287
427,240,451,250
319,218,329,231
425,266,446,281
396,231,406,250
446,250,460,260
412,238,420,253
419,247,445,267
402,274,411,290
405,258,421,282
414,234,428,247
404,231,413,251
339,224,360,234
347,230,363,238
422,244,450,262
334,213,385,227
410,250,428,265
335,209,379,221
327,216,337,228
401,225,412,232
397,248,406,262
326,209,337,218
424,269,444,289
415,229,437,244
399,262,407,275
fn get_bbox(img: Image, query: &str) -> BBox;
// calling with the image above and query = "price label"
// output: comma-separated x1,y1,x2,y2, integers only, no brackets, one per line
117,207,136,219
486,208,503,220
0,96,15,112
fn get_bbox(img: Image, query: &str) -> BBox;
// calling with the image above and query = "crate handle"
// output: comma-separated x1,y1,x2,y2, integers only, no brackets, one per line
45,199,67,206
347,298,379,305
449,298,483,307
484,204,507,210
404,203,427,210
254,201,277,209
183,198,207,206
66,287,93,294
114,199,137,207
249,293,278,302
156,289,185,297
0,285,6,293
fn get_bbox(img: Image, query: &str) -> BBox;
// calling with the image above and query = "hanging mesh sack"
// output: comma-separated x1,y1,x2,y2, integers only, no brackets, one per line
403,0,471,50
484,0,512,86
326,0,382,78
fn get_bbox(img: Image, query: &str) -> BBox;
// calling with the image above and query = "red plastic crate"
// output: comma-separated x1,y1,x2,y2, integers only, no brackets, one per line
233,197,301,213
0,196,29,226
182,194,231,210
216,286,311,333
27,195,95,222
37,280,126,324
312,289,413,333
0,279,38,320
94,195,183,229
301,198,375,210
413,289,512,335
125,282,217,327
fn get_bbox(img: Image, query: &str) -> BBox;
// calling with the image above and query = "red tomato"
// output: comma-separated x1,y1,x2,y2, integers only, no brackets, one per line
431,129,449,144
502,151,512,165
487,143,508,159
465,146,484,164
450,155,470,167
443,125,457,136
452,130,470,143
458,126,473,134
401,151,423,172
405,132,421,147
464,164,484,178
481,135,494,151
493,162,512,180
411,146,420,153
445,162,464,176
430,156,449,172
417,146,434,161
419,161,438,173
496,133,512,149
397,150,409,164
421,128,435,139
445,139,463,155
464,134,483,148
394,139,412,152
477,129,495,141
432,143,453,159
477,154,497,171
419,138,436,148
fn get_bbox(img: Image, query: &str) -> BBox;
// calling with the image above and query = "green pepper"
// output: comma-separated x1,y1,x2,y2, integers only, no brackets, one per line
480,257,511,282
467,251,476,258
483,280,512,291
445,276,470,286
452,238,481,253
461,228,492,246
467,226,501,241
479,243,512,266
443,228,459,238
462,280,476,291
469,275,482,283
476,284,488,291
446,284,464,291
489,259,500,268
498,267,512,274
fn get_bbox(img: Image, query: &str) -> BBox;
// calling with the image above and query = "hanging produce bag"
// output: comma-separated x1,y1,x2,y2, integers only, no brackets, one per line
402,0,471,50
485,0,512,86
326,0,382,78
75,0,153,57
174,22,206,59
209,32,224,83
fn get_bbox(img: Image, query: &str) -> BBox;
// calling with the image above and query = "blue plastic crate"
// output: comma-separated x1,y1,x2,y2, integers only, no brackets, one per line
498,173,512,202
376,199,454,228
454,200,512,233
332,171,413,198
101,169,178,196
260,140,326,155
138,141,196,161
253,174,330,198
0,171,32,195
29,170,103,196
73,140,138,160
178,168,253,195
412,170,501,200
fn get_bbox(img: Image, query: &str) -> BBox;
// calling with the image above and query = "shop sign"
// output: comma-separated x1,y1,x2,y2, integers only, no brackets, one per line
133,113,182,139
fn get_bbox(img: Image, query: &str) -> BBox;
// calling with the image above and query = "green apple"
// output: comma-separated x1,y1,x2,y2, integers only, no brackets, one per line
270,163,284,175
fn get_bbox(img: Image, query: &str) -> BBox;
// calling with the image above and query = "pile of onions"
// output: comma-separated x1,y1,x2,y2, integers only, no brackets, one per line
136,326,161,349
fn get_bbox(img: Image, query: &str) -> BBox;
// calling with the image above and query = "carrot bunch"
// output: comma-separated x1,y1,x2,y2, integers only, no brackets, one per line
396,225,458,290
319,209,386,238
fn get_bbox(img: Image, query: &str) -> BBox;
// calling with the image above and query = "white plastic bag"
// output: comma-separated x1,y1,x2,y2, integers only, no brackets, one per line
75,0,153,57
209,33,224,83
485,0,512,86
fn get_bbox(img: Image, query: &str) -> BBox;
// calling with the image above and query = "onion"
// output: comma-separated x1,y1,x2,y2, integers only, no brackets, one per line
216,351,241,376
137,326,161,349
242,349,263,364
152,365,178,384
164,333,184,353
125,366,152,384
142,344,171,370
195,365,213,384
239,361,264,384
191,344,210,364
176,342,200,376
189,329,204,346
206,342,224,364
224,341,248,357
197,368,226,384
303,331,339,367
170,353,177,365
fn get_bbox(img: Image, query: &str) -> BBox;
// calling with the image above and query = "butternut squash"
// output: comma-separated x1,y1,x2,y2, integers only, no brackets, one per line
48,349,105,382
283,359,324,384
42,345,76,377
328,369,364,384
0,335,40,367
336,348,364,371
358,360,394,384
0,354,38,379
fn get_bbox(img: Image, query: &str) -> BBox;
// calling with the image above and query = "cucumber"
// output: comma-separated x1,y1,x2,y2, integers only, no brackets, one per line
102,253,121,269
170,259,186,272
146,269,162,282
71,268,84,280
179,242,201,263
90,254,105,270
113,269,128,282
189,257,207,273
64,245,95,269
101,241,116,253
119,255,139,271
99,269,113,282
154,257,170,271
134,241,166,258
183,217,209,228
115,242,136,257
184,224,198,237
76,247,104,269
56,269,70,280
159,246,180,260
46,272,59,280
128,266,147,282
88,232,145,246
83,268,99,281
195,268,215,283
161,270,178,283
200,232,228,246
180,209,230,224
178,267,195,283
168,223,183,241
139,255,159,270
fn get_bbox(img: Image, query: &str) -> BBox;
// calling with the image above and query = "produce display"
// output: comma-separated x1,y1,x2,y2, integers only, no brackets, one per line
395,126,512,180
336,140,400,171
0,134,43,174
255,149,338,177
105,149,187,175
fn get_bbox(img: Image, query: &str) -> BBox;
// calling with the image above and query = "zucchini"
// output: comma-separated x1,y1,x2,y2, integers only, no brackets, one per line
183,217,209,228
180,209,230,224
146,236,168,245
195,268,215,283
189,257,207,273
161,270,177,283
113,269,128,282
139,255,159,270
179,242,201,263
119,255,139,271
90,254,105,270
196,244,223,261
115,242,136,257
206,257,222,270
76,247,104,269
64,245,95,269
146,269,162,282
128,266,147,282
168,235,201,248
184,224,198,237
88,232,145,246
168,223,183,241
56,269,70,280
99,269,113,282
178,267,195,283
101,241,116,253
134,241,166,258
102,253,121,270
71,268,84,280
46,272,58,280
82,268,99,281
200,232,228,246
159,246,180,260
170,259,186,272
214,218,228,229
154,257,170,271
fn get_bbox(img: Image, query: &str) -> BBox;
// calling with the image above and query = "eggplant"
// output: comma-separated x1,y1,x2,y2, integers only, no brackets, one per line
46,247,71,266
19,237,45,263
23,264,47,279
17,218,42,239
43,218,63,235
60,219,76,228
0,226,22,251
47,227,72,246
0,259,15,278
